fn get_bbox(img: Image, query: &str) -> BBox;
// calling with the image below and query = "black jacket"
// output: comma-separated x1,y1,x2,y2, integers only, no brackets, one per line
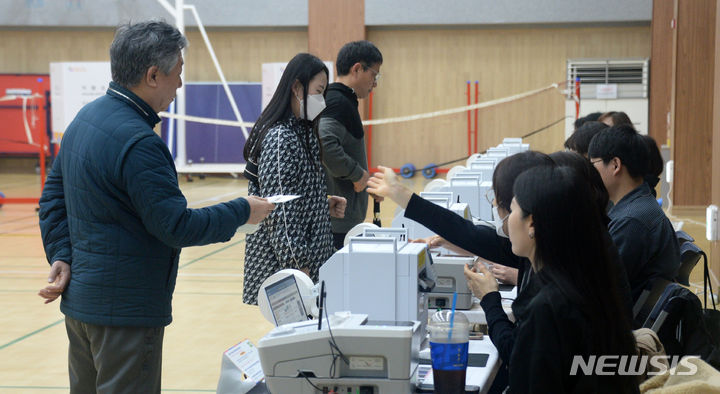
39,82,250,327
318,83,368,233
505,272,639,393
608,183,680,301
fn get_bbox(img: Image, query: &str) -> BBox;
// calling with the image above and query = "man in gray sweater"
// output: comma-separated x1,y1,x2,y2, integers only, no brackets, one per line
319,41,383,249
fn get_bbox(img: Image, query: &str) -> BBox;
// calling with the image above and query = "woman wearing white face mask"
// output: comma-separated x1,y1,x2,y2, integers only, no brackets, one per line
242,53,347,305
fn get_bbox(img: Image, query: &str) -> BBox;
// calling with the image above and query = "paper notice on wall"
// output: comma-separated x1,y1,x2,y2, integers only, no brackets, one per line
50,62,111,143
596,84,618,99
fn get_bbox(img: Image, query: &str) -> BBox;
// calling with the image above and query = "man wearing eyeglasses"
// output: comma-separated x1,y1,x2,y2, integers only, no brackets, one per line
318,40,383,249
588,124,679,304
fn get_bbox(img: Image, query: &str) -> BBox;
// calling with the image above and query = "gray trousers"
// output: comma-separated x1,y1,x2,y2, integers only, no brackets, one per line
65,315,164,394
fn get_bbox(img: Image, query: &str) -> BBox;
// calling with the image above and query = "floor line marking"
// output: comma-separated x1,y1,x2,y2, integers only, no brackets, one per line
187,189,248,207
178,238,245,270
0,270,243,277
0,318,64,351
0,387,216,392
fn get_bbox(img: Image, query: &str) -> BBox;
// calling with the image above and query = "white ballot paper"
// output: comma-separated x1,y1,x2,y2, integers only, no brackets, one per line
266,195,301,204
236,195,301,234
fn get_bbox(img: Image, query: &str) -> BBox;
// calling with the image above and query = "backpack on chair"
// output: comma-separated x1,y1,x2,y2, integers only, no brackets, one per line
643,282,720,370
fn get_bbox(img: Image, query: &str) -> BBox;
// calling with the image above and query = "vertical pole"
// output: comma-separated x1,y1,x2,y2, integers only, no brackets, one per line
185,5,249,139
39,119,46,191
575,77,581,119
174,0,187,169
466,81,471,155
45,90,54,162
474,81,479,154
367,91,373,169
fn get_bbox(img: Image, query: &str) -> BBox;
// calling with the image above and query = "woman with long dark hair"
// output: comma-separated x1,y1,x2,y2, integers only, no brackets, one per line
549,151,634,319
242,53,346,305
465,166,638,391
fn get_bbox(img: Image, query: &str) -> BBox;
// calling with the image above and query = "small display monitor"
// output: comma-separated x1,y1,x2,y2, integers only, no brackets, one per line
264,275,308,326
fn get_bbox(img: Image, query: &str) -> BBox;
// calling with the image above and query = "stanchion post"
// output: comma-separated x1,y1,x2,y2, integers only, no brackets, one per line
367,91,373,170
466,81,471,156
575,77,581,120
474,81,479,154
39,115,46,192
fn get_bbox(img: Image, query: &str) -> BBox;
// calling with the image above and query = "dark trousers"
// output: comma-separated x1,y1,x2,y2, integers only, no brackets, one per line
65,315,164,394
332,232,346,250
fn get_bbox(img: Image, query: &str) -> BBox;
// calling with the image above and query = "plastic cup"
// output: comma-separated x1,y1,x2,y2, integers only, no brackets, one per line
429,310,469,394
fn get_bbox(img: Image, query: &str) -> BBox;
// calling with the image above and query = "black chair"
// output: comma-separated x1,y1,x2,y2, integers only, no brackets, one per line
643,282,720,369
643,283,684,331
675,242,703,286
675,230,694,245
633,277,673,329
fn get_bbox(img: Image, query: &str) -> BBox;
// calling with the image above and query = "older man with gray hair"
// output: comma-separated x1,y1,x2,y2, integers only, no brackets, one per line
37,20,274,393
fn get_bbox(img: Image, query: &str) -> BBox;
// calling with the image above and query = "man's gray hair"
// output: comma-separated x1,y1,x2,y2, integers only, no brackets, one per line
109,20,187,88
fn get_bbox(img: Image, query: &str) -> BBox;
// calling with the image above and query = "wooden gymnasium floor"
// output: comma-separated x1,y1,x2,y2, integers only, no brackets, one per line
0,170,712,393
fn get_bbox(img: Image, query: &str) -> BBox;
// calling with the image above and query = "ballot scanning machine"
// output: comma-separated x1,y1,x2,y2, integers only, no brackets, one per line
498,138,530,155
427,253,476,310
257,312,422,394
391,191,470,241
436,174,493,221
319,228,437,338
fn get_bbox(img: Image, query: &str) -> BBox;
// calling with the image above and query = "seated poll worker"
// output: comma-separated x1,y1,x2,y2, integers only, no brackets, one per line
472,151,634,319
368,151,554,293
463,166,639,392
485,151,635,315
588,125,680,302
369,150,636,390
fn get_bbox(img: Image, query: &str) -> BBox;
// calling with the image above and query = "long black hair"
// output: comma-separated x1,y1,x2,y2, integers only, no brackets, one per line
491,151,554,212
549,151,610,225
243,53,329,162
513,166,636,362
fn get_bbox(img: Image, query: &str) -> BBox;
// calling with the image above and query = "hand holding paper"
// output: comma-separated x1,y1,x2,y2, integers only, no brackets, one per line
266,195,301,204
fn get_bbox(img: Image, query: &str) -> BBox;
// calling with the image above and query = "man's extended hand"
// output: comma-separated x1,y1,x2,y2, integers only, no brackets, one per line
38,260,71,304
245,196,275,224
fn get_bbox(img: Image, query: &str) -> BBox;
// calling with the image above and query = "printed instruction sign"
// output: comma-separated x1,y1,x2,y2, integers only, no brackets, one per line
50,62,111,143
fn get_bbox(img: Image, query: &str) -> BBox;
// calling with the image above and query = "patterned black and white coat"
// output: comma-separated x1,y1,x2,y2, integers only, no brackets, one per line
243,116,334,305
